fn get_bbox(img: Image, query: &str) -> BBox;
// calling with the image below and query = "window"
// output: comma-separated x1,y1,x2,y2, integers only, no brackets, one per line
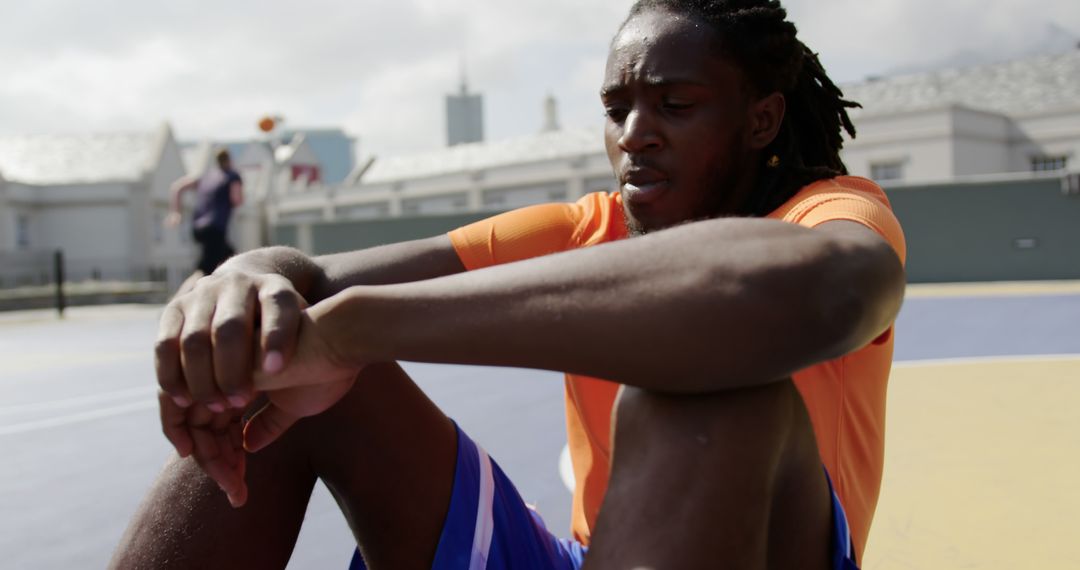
482,183,568,210
277,209,323,224
336,202,390,220
401,194,469,216
1031,155,1068,172
870,161,904,182
15,214,30,249
1063,173,1080,196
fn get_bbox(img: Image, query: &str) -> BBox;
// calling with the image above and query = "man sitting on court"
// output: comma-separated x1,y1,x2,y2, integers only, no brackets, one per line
112,1,905,568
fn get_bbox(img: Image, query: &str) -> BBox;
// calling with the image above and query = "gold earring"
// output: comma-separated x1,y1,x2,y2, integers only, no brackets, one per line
766,155,781,168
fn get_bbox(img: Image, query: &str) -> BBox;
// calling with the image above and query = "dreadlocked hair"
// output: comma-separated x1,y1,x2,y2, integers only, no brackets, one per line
625,0,861,216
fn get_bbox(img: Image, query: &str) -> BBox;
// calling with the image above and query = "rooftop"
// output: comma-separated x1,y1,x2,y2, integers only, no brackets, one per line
843,51,1080,118
359,127,604,185
0,125,169,185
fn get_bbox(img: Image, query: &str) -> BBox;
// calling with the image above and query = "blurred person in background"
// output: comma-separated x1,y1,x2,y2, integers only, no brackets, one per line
166,148,244,291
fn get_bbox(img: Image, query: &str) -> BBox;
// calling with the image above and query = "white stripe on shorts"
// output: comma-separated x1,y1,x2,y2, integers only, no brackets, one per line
469,445,496,570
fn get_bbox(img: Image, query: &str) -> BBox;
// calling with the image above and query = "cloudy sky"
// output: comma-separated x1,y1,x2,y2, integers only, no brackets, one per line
1,0,1077,158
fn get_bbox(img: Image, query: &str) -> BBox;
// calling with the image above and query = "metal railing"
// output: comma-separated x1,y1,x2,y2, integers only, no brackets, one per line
0,250,171,315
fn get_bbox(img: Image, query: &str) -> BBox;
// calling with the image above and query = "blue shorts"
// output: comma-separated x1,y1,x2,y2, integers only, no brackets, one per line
350,423,858,569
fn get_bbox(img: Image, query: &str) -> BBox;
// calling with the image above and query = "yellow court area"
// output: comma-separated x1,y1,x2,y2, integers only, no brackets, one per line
863,357,1080,568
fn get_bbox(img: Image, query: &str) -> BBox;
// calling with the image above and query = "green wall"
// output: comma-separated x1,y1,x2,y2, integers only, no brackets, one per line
271,177,1080,283
884,177,1080,282
272,225,299,249
271,212,499,254
311,212,497,253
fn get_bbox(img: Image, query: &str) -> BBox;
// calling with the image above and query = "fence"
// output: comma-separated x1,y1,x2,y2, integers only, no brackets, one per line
885,174,1080,282
0,250,55,289
0,250,170,313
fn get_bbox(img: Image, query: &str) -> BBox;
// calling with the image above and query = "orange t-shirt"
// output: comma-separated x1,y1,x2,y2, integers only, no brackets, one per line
448,176,906,559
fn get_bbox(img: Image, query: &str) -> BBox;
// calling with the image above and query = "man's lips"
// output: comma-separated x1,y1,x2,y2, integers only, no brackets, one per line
622,167,670,205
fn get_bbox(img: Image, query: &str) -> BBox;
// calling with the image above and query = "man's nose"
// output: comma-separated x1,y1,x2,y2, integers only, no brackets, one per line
618,109,663,153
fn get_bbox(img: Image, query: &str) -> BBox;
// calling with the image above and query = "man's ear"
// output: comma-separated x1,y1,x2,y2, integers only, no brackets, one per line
748,92,785,150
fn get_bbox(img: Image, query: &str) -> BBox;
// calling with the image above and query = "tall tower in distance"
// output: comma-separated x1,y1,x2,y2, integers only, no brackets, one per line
446,69,484,147
541,93,560,133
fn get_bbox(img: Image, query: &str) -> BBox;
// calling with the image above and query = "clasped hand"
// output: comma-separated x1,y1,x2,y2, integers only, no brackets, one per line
154,271,361,507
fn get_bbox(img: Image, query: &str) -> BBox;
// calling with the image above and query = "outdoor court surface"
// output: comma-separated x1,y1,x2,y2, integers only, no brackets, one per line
1,282,1078,569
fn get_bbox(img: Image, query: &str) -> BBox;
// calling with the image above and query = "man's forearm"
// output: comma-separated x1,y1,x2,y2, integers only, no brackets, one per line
315,218,904,393
309,236,467,300
215,236,466,304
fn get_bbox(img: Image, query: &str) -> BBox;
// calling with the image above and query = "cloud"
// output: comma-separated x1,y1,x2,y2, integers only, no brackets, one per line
788,0,1080,81
0,0,1076,155
342,53,460,156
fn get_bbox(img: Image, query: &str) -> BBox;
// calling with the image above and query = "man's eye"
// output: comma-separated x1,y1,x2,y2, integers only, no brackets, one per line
604,107,629,122
662,99,693,111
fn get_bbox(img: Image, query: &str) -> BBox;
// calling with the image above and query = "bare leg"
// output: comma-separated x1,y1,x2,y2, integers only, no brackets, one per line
109,426,316,569
299,362,457,568
584,380,832,570
110,362,457,570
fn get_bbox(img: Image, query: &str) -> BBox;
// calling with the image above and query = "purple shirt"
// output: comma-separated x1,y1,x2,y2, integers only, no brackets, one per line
192,168,241,232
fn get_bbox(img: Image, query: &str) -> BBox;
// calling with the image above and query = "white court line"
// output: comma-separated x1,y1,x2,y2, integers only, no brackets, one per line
893,353,1080,368
0,386,155,417
559,443,576,493
0,399,157,436
555,353,1080,493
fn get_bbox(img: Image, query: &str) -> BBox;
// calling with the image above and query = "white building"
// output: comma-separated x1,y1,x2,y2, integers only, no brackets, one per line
841,51,1080,182
273,126,616,225
276,128,357,184
0,124,195,289
272,51,1080,226
183,127,357,185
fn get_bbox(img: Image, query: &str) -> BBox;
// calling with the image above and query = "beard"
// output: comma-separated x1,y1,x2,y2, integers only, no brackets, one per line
619,122,757,236
623,158,749,237
624,213,649,237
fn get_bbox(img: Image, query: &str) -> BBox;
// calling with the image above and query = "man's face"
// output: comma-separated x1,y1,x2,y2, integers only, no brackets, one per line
603,9,758,234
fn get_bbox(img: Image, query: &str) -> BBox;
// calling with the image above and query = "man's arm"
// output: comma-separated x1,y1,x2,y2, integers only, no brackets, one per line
301,217,904,393
157,236,464,405
171,236,464,394
165,175,199,227
212,235,466,303
229,180,244,207
170,175,198,201
153,235,467,504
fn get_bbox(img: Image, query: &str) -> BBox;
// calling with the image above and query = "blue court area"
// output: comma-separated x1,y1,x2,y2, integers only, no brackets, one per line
894,293,1080,361
0,285,1077,569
